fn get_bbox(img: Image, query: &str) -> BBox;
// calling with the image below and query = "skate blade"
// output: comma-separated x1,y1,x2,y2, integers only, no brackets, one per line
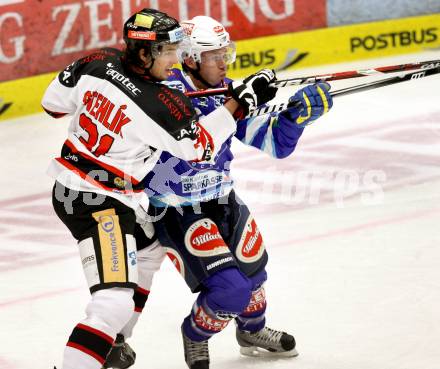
240,346,299,358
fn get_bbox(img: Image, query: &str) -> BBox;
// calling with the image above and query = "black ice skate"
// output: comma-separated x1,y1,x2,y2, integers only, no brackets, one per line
103,334,136,369
181,327,210,369
236,326,298,357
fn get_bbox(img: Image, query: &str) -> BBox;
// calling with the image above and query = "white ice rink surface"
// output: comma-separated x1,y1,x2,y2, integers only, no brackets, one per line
1,53,439,369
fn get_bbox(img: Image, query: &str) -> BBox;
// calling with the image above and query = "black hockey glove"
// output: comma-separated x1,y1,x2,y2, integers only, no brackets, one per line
228,69,278,114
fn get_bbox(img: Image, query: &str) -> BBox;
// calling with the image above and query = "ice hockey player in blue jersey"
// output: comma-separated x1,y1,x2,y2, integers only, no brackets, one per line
142,16,334,369
106,15,333,369
139,15,335,369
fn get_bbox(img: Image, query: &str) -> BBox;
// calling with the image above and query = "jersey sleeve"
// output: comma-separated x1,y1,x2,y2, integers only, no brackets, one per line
41,59,84,117
197,105,236,155
235,111,305,159
134,85,236,163
140,74,236,163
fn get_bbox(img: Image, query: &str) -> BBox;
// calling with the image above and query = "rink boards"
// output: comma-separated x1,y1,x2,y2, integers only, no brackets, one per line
0,13,439,121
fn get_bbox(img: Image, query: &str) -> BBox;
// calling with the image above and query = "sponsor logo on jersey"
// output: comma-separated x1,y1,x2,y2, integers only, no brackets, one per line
105,67,142,96
157,85,193,122
350,27,438,52
184,219,229,257
82,91,132,137
235,216,265,263
165,248,185,278
181,172,224,193
79,53,108,65
64,153,79,162
194,305,230,332
176,119,198,140
58,62,75,86
114,177,128,189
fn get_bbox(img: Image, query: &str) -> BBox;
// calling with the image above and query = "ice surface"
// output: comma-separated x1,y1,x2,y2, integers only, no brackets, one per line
0,52,439,369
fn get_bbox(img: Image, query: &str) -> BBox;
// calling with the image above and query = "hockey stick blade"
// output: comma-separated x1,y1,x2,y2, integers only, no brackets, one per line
247,64,440,118
185,59,440,98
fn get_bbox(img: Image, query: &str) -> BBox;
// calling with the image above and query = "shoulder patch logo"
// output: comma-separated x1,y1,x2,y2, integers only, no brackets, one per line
62,70,71,81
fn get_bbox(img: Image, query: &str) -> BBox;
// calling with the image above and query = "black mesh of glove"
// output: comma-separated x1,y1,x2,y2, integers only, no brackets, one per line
228,69,278,114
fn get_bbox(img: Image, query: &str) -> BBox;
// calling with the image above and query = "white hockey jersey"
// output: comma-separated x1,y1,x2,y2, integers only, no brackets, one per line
41,48,236,209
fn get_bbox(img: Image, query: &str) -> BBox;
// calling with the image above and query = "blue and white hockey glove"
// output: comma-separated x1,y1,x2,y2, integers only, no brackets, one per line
283,82,333,128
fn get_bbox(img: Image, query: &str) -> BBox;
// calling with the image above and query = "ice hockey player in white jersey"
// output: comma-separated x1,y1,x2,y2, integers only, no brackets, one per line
42,8,278,369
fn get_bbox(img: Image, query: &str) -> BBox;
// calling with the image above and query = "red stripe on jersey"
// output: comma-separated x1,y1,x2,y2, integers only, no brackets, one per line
136,286,150,295
56,157,143,194
66,342,106,364
64,139,140,185
42,107,68,119
76,323,114,344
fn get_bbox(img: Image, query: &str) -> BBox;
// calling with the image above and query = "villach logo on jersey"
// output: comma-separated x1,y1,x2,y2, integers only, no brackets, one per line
0,99,12,116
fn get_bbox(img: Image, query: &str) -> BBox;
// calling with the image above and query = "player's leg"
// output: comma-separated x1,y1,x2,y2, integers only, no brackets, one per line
223,191,297,357
152,204,252,369
235,269,297,357
103,224,165,369
52,182,139,369
181,266,252,352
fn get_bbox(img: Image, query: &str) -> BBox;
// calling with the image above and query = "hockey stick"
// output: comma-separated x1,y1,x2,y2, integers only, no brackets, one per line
185,59,440,98
248,63,440,118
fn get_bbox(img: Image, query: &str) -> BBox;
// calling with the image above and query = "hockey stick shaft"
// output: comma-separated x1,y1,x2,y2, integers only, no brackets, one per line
248,64,440,118
185,59,440,98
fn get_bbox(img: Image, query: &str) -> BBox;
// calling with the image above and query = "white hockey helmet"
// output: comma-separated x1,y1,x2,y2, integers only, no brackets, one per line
178,16,236,64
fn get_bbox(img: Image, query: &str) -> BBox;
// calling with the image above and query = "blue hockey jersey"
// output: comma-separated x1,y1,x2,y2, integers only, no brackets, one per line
143,68,304,207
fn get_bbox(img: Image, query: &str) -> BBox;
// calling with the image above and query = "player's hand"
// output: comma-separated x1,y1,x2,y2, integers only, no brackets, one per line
228,69,278,114
283,82,333,128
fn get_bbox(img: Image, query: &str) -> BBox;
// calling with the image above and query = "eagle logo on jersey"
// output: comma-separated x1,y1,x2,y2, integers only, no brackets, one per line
192,122,214,162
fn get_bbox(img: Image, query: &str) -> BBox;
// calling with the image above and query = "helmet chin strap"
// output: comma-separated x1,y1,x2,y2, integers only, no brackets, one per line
135,56,162,82
142,59,158,80
186,62,217,89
